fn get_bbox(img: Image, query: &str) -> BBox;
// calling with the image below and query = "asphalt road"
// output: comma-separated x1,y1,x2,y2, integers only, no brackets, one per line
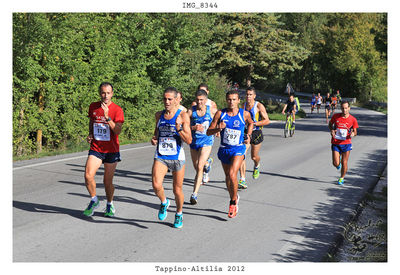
13,105,387,262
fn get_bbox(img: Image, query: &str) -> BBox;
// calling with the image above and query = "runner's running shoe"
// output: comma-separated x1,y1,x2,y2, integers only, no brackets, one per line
202,172,209,184
338,178,344,185
158,199,170,221
238,179,247,189
83,199,99,217
204,158,213,173
253,165,260,179
228,194,240,218
104,203,115,217
173,213,183,228
190,193,198,205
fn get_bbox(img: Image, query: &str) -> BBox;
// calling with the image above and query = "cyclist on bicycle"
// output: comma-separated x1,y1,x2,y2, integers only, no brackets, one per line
282,93,297,126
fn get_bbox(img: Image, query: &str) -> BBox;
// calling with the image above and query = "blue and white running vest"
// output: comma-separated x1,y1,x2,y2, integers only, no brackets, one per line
191,105,214,146
155,109,185,160
220,108,246,148
244,101,261,131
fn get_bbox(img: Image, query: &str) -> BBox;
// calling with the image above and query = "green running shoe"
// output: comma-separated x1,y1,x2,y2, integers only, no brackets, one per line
158,199,170,221
104,203,115,217
173,213,183,228
83,199,99,217
238,179,247,189
253,166,260,179
338,178,344,185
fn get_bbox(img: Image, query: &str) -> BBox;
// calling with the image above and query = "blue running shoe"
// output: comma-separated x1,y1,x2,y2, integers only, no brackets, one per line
204,158,213,174
337,163,341,170
173,213,183,228
158,199,170,221
190,193,198,205
338,178,344,185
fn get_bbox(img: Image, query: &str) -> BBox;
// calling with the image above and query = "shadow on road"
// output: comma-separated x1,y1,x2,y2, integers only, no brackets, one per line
271,149,387,262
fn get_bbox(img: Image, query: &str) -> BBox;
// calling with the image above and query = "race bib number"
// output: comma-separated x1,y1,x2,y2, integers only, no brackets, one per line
93,123,110,141
158,137,177,155
335,128,348,140
223,128,241,145
195,121,210,135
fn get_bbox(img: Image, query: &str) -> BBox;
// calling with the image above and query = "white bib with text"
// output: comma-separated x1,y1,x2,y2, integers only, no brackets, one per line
223,128,241,145
94,123,110,141
158,137,178,155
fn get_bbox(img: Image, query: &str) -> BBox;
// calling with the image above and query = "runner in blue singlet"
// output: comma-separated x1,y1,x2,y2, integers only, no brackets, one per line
151,87,192,229
207,90,253,219
187,89,217,205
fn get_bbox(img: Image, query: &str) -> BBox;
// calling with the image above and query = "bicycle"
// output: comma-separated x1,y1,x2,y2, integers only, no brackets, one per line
284,113,295,138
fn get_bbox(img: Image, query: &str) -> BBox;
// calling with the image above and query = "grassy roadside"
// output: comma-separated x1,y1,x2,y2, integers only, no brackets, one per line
13,100,304,162
354,101,387,114
324,168,387,262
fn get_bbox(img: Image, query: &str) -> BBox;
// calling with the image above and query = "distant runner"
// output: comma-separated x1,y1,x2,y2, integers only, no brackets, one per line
151,87,192,228
324,92,332,124
188,89,217,204
207,90,253,218
177,90,187,112
316,93,323,113
191,83,218,184
83,82,124,217
328,101,359,185
238,87,270,189
310,93,317,114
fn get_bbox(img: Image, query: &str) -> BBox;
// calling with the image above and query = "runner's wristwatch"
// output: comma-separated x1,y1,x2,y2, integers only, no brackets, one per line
106,117,112,122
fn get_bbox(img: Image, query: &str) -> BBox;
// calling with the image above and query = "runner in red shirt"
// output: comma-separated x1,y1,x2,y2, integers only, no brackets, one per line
83,82,124,217
328,101,358,185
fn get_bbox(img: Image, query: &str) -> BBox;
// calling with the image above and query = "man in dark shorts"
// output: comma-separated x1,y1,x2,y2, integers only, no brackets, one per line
324,92,332,124
83,82,124,217
329,101,358,185
238,87,270,189
282,93,297,125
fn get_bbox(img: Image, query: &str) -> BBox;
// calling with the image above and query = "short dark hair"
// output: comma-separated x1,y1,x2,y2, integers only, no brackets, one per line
197,83,208,91
226,89,240,98
246,86,256,93
195,89,208,98
99,82,113,93
177,90,183,99
164,87,178,98
341,100,350,107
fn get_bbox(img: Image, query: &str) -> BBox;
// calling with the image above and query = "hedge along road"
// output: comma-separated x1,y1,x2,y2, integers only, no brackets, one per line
13,105,387,262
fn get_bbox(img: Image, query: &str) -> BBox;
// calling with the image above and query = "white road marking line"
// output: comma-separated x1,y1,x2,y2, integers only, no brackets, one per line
13,145,154,171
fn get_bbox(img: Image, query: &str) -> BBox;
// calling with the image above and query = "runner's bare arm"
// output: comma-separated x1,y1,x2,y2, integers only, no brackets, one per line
107,120,123,136
151,112,161,145
256,103,270,127
244,110,254,137
351,127,357,137
207,110,223,136
328,120,336,138
176,111,192,144
87,119,94,143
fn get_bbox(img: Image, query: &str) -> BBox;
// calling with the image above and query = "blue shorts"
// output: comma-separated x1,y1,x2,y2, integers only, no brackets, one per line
89,150,121,163
217,145,246,165
190,143,213,151
331,144,352,154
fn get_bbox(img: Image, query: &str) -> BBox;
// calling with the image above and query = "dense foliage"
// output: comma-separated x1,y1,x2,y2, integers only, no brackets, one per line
13,13,387,157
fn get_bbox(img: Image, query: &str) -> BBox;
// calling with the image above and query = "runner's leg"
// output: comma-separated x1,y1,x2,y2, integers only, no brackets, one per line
341,151,351,178
103,162,118,203
239,143,250,179
193,146,212,194
172,165,185,213
84,155,103,197
251,143,262,167
152,159,169,203
332,150,341,168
